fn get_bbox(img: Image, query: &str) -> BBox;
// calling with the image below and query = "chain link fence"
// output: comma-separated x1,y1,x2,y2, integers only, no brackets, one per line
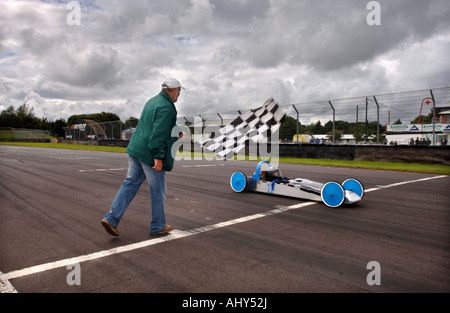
62,87,450,145
178,87,450,145
0,128,51,140
63,119,139,141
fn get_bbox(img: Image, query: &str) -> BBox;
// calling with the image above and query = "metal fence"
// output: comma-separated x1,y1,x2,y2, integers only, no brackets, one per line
63,119,139,141
179,87,450,145
63,87,450,145
0,128,51,140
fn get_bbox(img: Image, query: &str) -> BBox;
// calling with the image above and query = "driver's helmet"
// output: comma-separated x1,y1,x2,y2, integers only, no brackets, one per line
262,166,282,181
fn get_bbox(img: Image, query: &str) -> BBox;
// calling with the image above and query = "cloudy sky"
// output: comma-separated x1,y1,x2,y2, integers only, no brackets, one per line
1,0,449,122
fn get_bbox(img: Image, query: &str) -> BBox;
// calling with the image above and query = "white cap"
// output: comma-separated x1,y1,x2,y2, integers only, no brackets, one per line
162,77,185,90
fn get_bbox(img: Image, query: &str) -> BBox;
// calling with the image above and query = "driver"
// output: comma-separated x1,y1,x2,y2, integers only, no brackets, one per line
260,166,282,181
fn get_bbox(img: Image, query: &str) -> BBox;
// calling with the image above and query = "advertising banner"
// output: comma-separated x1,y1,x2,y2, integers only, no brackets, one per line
387,124,450,132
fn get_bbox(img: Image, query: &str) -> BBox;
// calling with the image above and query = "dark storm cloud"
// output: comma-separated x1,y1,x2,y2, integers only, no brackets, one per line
0,0,449,121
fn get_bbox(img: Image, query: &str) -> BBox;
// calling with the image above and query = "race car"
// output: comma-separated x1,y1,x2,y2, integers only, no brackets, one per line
229,161,364,208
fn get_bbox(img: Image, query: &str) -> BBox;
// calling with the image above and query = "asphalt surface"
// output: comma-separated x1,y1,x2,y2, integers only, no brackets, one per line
1,145,449,293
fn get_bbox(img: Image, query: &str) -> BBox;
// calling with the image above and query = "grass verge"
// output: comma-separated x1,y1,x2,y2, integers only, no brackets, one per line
0,142,127,153
278,157,450,175
1,142,449,175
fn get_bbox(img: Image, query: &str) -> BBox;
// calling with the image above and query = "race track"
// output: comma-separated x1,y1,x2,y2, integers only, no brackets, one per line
1,145,449,293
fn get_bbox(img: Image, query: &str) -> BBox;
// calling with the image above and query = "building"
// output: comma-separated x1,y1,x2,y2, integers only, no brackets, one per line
385,99,450,145
437,100,450,124
121,128,135,140
386,124,449,146
64,119,106,140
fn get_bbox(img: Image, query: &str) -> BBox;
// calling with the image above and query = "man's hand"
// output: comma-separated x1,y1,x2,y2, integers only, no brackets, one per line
152,159,163,172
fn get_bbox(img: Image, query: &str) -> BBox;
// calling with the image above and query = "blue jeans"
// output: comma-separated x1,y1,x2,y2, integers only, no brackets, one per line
104,154,167,235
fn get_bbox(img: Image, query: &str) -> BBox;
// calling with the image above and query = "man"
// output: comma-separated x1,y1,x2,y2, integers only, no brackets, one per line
101,78,185,237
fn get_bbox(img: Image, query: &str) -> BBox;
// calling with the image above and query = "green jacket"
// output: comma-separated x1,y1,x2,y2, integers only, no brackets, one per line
126,91,178,171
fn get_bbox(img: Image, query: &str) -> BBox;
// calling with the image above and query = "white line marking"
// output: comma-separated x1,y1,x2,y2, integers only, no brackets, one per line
58,157,92,160
182,164,225,168
0,201,315,283
0,175,446,291
78,168,126,173
0,271,18,293
364,175,447,193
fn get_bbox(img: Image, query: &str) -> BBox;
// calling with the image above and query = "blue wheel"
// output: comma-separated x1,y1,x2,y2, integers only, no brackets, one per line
342,179,364,199
321,182,345,208
230,171,247,193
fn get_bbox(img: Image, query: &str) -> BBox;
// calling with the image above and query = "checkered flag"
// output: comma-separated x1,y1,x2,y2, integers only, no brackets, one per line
199,98,286,158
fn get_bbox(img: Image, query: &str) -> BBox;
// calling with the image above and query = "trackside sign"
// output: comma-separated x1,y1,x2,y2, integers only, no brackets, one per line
387,124,450,132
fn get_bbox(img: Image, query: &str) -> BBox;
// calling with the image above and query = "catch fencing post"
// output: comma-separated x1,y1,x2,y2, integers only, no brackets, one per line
328,101,335,144
356,105,359,144
365,97,369,142
292,105,299,143
430,89,436,146
217,113,224,127
373,96,380,144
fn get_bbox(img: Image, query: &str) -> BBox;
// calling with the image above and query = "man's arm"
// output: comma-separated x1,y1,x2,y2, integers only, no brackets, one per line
148,106,176,169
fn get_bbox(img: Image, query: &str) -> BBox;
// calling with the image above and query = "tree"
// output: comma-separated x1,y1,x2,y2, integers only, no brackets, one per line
0,103,40,129
334,120,351,134
52,119,68,138
0,104,68,138
279,116,302,140
0,105,17,127
311,120,324,134
410,110,433,124
328,129,343,142
67,112,121,125
124,117,139,128
352,123,365,143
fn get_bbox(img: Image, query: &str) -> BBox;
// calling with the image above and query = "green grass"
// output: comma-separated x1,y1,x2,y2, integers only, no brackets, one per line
0,130,53,140
1,142,449,175
278,157,450,175
0,142,127,153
